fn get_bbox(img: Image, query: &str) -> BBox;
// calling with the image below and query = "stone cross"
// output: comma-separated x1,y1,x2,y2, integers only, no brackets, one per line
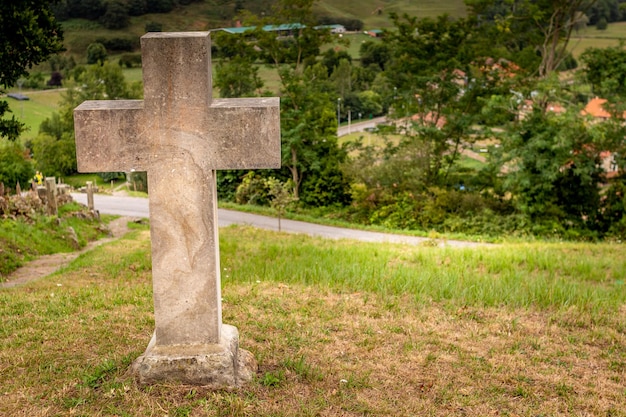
73,32,280,386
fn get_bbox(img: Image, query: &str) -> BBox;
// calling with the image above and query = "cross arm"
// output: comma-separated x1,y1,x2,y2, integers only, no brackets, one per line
204,97,281,170
74,100,148,173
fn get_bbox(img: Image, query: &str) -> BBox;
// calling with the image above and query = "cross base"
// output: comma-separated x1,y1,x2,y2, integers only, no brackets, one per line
131,324,257,387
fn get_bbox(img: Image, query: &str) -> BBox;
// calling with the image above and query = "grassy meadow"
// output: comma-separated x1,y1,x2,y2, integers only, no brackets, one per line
1,221,625,416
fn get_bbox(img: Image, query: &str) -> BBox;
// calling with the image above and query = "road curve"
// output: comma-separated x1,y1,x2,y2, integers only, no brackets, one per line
71,193,482,248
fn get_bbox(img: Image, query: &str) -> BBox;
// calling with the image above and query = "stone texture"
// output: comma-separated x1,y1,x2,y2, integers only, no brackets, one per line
73,32,279,387
132,325,257,387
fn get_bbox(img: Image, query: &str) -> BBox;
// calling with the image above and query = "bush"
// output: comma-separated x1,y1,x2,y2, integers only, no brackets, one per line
0,142,35,190
86,42,107,65
145,21,163,32
31,133,77,177
100,0,130,29
22,72,45,89
47,71,63,87
96,37,138,52
118,53,142,68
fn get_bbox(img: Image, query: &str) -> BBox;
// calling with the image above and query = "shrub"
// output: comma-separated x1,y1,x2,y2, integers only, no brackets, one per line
86,42,107,65
145,21,163,32
0,142,35,189
118,53,142,68
96,37,138,52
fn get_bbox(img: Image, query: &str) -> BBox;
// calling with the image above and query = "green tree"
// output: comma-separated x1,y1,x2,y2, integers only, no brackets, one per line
249,0,333,72
0,0,63,140
0,141,35,189
215,56,264,98
321,48,352,76
280,64,350,205
382,13,498,188
87,42,108,65
331,58,352,99
242,0,350,206
465,0,597,76
359,41,390,71
580,44,626,98
100,0,130,29
489,76,622,237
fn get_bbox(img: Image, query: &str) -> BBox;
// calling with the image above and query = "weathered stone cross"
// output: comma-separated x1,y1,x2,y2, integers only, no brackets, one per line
73,32,280,387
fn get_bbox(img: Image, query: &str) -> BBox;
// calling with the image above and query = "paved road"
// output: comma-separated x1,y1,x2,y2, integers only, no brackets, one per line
338,117,387,137
71,193,481,248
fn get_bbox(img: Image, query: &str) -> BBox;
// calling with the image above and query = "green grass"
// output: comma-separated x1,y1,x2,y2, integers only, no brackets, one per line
0,202,110,278
3,89,64,139
569,21,626,59
314,0,468,28
0,225,624,416
221,227,626,312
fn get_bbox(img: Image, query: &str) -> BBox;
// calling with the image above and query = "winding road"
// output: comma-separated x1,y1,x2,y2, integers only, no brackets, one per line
71,193,481,248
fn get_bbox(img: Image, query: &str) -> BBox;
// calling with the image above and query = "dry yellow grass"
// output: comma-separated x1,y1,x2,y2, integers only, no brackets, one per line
0,226,624,416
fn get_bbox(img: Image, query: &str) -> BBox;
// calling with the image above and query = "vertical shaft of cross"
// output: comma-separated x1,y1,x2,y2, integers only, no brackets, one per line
141,33,223,346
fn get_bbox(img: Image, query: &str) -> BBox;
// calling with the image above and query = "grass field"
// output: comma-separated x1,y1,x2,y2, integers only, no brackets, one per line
3,89,64,140
0,223,624,416
569,21,626,58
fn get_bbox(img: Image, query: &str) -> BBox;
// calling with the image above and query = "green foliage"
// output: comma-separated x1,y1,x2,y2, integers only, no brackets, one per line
118,53,142,68
488,75,626,238
215,56,264,98
97,36,138,52
235,172,272,205
0,203,107,278
0,102,23,142
0,1,64,89
279,64,351,206
0,0,63,140
31,133,77,177
0,141,35,189
99,0,130,29
359,40,390,71
580,44,626,98
322,48,352,76
86,42,108,65
145,21,163,32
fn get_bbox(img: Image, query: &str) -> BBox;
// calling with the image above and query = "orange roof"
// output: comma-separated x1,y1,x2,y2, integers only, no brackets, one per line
582,97,626,119
582,97,611,118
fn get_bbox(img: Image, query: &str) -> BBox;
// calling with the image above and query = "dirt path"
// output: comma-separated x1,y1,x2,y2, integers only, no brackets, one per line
0,217,134,289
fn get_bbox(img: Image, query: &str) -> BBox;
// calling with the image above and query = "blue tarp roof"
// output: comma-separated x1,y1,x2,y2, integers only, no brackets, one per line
218,23,306,34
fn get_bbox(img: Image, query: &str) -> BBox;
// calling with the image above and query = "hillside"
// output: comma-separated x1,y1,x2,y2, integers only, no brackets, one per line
60,0,468,59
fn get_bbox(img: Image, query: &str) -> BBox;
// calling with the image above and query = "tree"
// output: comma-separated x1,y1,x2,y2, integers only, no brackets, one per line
359,41,390,72
87,42,108,65
279,64,350,205
381,13,498,188
100,0,130,29
0,141,35,189
249,0,333,72
242,0,351,206
63,0,106,20
488,75,624,237
215,56,264,98
465,0,597,77
0,0,63,140
580,44,626,98
321,48,352,76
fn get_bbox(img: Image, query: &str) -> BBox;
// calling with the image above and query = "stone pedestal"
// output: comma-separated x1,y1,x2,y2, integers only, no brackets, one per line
131,324,257,387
